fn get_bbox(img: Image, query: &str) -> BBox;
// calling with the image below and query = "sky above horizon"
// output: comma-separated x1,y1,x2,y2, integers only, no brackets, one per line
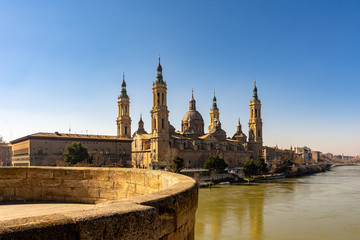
1,0,359,156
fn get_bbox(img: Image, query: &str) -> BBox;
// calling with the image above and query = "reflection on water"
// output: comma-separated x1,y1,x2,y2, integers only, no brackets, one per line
195,166,360,240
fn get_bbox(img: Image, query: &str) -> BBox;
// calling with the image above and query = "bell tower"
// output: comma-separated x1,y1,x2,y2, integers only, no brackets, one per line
117,73,131,138
248,80,263,157
150,56,170,163
209,90,220,132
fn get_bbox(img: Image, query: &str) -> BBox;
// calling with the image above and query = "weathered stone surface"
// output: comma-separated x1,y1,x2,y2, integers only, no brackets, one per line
0,167,198,240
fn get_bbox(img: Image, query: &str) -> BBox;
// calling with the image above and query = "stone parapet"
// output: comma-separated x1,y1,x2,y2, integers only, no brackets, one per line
0,167,198,240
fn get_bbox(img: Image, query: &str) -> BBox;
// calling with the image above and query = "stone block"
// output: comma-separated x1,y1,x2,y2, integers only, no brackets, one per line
42,179,63,187
99,189,125,200
0,187,15,197
63,179,88,188
0,168,27,179
65,170,86,180
43,187,64,197
15,187,33,198
113,181,136,193
53,169,67,179
29,178,43,187
0,179,30,188
85,169,109,181
109,170,131,182
27,169,54,179
71,187,94,198
88,180,113,189
127,192,142,198
32,187,43,199
145,172,161,190
136,184,156,195
42,195,66,202
131,172,145,185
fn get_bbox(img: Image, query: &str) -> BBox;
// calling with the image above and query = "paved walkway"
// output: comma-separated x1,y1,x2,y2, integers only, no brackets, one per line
0,202,96,221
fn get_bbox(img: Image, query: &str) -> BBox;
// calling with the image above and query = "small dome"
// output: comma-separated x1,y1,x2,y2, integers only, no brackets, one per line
182,110,204,122
168,123,175,133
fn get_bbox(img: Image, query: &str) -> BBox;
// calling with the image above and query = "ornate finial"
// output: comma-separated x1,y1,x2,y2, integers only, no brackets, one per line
214,89,216,97
123,72,125,80
192,88,194,98
158,54,161,64
238,118,240,125
254,78,256,87
140,113,142,120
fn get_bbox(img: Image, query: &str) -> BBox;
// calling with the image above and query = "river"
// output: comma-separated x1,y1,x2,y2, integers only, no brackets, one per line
195,166,360,240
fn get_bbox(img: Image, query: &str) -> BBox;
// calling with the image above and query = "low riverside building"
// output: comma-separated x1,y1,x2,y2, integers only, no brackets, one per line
10,132,132,167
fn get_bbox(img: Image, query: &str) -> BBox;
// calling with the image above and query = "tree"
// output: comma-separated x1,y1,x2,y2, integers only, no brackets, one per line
255,157,269,175
132,152,144,168
163,148,179,171
204,155,228,173
243,157,269,177
243,160,258,177
271,158,293,175
173,156,184,173
63,143,90,166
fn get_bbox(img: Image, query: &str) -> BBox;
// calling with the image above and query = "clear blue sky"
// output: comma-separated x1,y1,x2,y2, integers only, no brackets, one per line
1,0,359,156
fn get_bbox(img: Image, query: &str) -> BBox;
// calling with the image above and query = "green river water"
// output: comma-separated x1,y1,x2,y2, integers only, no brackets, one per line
195,166,360,240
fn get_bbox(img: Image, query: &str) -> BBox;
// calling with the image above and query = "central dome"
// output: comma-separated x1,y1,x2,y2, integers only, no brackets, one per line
182,110,204,122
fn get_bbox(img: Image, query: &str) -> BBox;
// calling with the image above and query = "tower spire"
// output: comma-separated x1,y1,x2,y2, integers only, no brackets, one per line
156,55,164,83
189,89,196,111
120,72,128,98
252,79,258,102
212,89,218,110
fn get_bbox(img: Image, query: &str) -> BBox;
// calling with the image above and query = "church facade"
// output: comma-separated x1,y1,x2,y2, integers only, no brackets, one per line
117,57,263,169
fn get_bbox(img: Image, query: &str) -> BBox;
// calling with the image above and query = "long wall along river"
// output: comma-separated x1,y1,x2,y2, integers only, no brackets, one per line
195,166,360,240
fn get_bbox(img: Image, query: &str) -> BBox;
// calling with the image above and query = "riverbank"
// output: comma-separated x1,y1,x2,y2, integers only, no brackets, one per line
197,163,332,186
287,163,331,177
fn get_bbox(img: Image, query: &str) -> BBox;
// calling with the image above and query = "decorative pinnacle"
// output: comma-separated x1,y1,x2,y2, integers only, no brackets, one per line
123,72,125,80
238,118,240,126
192,88,194,99
254,79,256,87
158,54,160,64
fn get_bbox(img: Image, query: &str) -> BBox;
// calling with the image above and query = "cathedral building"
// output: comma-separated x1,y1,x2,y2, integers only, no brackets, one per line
119,57,263,169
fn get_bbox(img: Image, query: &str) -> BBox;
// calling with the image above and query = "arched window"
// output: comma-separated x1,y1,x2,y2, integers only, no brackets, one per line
251,109,254,118
125,126,128,135
157,93,160,105
154,119,156,129
255,109,257,118
162,93,165,105
121,106,124,116
125,106,127,115
162,118,164,129
258,130,261,137
259,109,261,118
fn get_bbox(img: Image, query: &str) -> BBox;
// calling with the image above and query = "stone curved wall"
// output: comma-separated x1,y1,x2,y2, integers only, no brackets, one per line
0,167,198,240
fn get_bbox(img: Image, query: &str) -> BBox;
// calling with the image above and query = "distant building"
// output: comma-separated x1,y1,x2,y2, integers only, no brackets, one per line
121,57,263,170
291,146,312,161
0,143,12,166
10,132,132,166
311,151,321,162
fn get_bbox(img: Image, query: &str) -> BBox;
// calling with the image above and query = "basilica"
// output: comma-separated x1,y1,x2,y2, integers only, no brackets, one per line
117,57,263,169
